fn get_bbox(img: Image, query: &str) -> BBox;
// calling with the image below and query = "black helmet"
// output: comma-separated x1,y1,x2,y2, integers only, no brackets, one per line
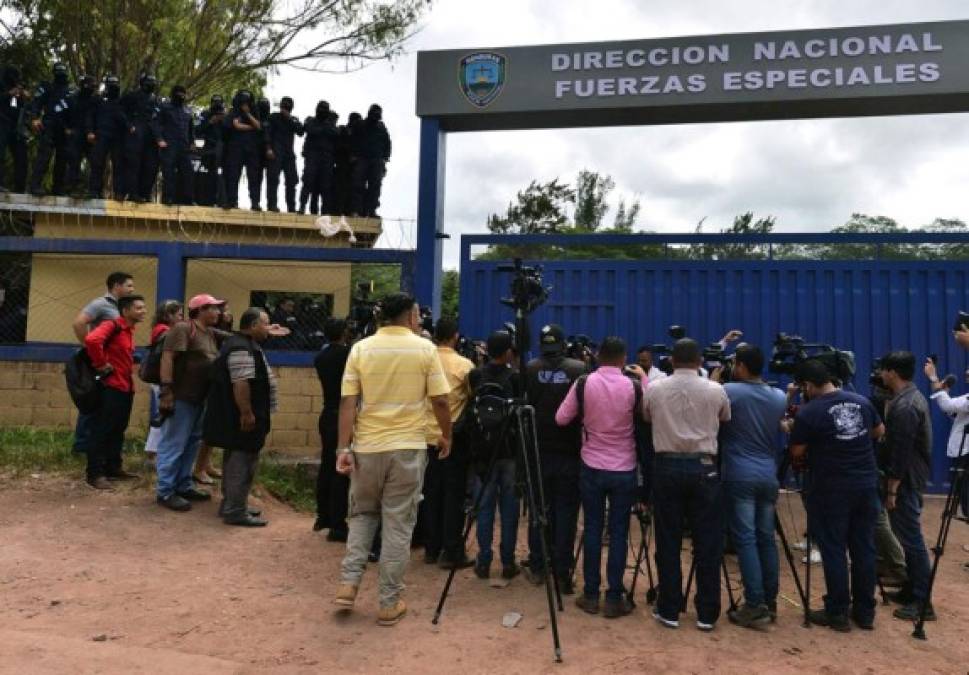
234,89,252,107
103,74,121,99
140,73,158,92
315,100,330,118
367,103,382,121
170,84,187,102
210,94,225,113
52,62,68,84
280,96,294,111
79,74,96,92
257,97,270,117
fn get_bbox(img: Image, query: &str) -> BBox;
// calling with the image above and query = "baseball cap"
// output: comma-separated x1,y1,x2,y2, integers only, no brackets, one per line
539,324,565,354
188,293,226,310
486,330,514,358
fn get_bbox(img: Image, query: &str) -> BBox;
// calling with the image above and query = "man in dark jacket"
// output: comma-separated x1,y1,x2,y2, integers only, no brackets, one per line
313,318,352,537
158,84,195,205
299,100,337,215
223,90,263,210
195,95,226,206
265,96,304,213
333,111,360,215
350,103,391,217
86,74,127,199
0,65,28,193
878,351,935,621
204,307,277,527
28,62,73,196
63,74,99,196
121,73,162,202
522,324,587,592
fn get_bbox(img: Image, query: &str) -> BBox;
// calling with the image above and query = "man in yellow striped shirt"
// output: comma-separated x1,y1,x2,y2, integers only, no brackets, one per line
333,293,451,627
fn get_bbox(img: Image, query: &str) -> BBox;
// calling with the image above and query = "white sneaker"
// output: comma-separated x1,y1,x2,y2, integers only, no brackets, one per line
652,609,679,629
802,550,821,565
696,620,715,632
792,540,808,551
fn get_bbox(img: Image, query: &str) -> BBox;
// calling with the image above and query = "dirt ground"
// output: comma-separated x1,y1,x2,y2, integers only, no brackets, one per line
0,475,966,675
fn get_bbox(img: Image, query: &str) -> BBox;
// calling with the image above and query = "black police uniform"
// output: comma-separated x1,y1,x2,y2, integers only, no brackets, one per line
333,114,359,215
63,79,99,195
0,67,28,193
87,78,127,199
298,105,338,215
158,95,195,204
28,67,73,196
121,79,162,201
223,96,262,209
265,108,304,212
350,109,391,217
195,102,227,206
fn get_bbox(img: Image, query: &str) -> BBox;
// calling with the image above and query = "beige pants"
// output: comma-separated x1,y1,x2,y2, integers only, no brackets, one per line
340,448,427,607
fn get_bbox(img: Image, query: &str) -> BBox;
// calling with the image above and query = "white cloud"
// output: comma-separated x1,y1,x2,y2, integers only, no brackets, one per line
266,1,969,267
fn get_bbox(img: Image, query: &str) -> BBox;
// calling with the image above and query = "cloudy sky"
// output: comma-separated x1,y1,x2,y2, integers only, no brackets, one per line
266,1,969,269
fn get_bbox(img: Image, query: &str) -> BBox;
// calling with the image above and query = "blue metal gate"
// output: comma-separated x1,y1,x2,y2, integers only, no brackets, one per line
460,232,969,491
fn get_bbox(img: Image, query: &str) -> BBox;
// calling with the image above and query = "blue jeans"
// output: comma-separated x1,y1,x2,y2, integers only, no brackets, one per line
888,483,931,603
580,463,637,601
725,479,779,608
652,456,724,624
72,411,94,453
155,400,204,498
473,457,519,567
806,487,879,621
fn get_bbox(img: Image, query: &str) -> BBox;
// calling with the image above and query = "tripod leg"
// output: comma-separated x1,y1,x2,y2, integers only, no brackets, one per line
722,558,738,613
681,556,696,614
913,461,965,640
774,514,808,610
803,530,812,628
627,522,646,607
643,518,658,603
570,527,583,587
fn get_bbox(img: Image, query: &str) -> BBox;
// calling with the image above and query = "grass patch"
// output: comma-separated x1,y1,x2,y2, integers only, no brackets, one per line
0,426,148,476
257,457,317,513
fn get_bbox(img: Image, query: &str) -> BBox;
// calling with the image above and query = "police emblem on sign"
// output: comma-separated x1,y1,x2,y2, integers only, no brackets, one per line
459,52,506,108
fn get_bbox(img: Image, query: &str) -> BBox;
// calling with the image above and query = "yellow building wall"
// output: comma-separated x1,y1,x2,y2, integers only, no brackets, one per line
184,259,352,318
26,254,158,345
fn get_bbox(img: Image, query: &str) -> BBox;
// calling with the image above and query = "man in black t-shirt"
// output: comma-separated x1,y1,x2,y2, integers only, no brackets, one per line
789,360,885,631
313,318,352,537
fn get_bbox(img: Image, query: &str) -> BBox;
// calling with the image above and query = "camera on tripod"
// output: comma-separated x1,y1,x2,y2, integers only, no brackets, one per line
566,334,597,362
648,325,689,375
498,258,551,314
702,343,736,381
768,332,856,383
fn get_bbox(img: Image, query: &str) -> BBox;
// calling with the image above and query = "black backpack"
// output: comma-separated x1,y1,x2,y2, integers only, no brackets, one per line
466,381,515,463
65,322,121,414
138,329,167,385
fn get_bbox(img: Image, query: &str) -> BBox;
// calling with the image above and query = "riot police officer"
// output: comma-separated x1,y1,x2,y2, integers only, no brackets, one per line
64,74,99,196
122,73,162,202
298,100,337,215
195,95,226,207
28,62,74,196
350,103,391,218
265,96,304,213
333,111,360,215
158,84,195,205
223,89,262,210
0,66,28,193
87,75,127,200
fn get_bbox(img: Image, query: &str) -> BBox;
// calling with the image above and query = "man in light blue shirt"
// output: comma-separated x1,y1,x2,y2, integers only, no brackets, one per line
718,344,787,628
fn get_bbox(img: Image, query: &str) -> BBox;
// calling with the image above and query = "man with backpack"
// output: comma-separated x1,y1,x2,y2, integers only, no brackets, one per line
155,294,225,512
83,294,147,489
555,337,647,618
469,330,523,581
522,324,587,593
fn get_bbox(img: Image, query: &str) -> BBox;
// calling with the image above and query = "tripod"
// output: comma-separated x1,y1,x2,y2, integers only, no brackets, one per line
626,510,658,606
431,404,564,662
912,450,968,640
681,554,739,615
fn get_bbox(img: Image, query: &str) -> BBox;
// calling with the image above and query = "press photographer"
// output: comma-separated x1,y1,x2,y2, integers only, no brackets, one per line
523,324,587,592
788,359,884,631
924,358,969,521
878,351,935,622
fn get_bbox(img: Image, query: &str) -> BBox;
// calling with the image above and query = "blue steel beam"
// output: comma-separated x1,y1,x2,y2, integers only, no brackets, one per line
414,117,446,315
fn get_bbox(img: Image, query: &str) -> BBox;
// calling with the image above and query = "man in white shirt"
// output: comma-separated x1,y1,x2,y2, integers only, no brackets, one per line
924,359,969,520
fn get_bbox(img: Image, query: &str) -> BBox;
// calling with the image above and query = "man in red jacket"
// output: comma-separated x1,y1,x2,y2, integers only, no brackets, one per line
84,294,148,490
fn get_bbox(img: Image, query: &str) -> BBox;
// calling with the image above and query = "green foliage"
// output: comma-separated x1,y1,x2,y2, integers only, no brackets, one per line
0,427,146,476
256,457,317,513
440,269,459,319
573,170,614,231
350,263,402,302
0,0,432,102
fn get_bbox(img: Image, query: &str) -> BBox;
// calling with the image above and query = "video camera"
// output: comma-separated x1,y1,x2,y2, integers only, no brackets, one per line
649,325,689,376
499,258,551,315
566,334,597,363
702,343,736,381
768,332,856,383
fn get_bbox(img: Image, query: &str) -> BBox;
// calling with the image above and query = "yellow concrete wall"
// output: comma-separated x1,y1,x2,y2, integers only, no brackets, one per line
184,259,352,318
0,360,322,458
26,254,158,345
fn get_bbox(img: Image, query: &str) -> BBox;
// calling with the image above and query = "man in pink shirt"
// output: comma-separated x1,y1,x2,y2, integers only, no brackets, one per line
556,336,646,618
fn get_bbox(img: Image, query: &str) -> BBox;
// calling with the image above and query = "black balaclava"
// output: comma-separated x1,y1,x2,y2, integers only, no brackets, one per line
103,75,121,100
171,85,187,106
140,74,157,94
315,100,330,119
210,94,225,113
280,96,294,112
79,75,96,96
257,97,270,119
367,103,382,122
52,62,68,86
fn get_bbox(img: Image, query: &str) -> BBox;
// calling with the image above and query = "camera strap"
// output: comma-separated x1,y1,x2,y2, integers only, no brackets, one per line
575,373,643,441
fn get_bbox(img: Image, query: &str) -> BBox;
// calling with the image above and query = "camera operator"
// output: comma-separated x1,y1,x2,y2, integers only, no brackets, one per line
522,324,587,592
715,344,787,628
419,318,475,569
643,338,730,631
636,345,667,382
555,337,645,618
877,351,935,622
924,358,969,521
469,330,523,581
789,359,884,631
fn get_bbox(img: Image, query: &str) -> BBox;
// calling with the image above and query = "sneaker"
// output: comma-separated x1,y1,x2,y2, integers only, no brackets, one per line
86,476,115,491
501,562,521,580
696,619,716,632
885,589,914,605
603,596,633,619
808,609,850,632
424,552,440,565
312,517,326,532
176,487,211,502
850,613,875,630
558,577,575,596
105,469,139,481
792,540,808,551
522,564,546,586
575,594,600,615
766,600,778,623
727,603,771,629
473,561,490,580
326,529,348,543
377,600,407,626
893,602,936,622
224,515,268,527
802,550,822,565
157,494,191,512
652,609,679,629
333,583,358,607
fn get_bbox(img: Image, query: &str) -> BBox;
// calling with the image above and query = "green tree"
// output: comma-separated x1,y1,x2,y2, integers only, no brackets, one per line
440,269,459,319
573,169,614,231
0,0,431,101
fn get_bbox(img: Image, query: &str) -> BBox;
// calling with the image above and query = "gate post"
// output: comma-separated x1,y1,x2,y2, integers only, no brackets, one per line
415,117,446,316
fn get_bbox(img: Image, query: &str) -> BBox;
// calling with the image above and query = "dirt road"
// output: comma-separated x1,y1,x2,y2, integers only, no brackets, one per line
0,476,965,674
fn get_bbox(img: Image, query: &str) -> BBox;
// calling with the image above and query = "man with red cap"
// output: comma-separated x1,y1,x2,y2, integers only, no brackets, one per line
156,293,225,511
